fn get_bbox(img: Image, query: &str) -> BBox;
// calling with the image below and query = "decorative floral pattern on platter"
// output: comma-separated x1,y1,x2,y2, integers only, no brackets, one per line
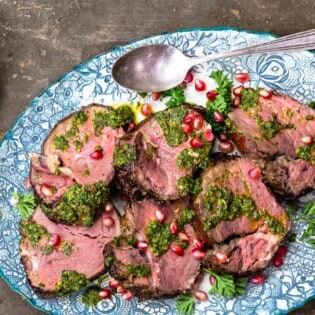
0,27,314,315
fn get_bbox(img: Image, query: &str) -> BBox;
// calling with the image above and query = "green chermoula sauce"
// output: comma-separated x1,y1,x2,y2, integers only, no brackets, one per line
113,143,136,167
41,181,109,226
257,116,294,140
20,221,50,245
82,286,102,306
176,175,201,196
239,88,260,111
155,106,188,147
176,208,195,230
203,185,286,235
146,221,173,256
125,264,151,277
93,105,134,135
52,135,69,152
296,144,315,164
56,270,88,296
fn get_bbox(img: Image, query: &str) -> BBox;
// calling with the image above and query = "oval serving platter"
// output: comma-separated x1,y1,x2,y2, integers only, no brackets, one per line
0,27,314,315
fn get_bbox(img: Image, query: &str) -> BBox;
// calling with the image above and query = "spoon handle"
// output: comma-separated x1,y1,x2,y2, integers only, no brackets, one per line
189,29,315,66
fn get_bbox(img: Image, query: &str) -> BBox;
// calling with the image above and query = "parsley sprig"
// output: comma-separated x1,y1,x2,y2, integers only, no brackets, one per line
206,70,233,133
162,86,185,107
175,294,195,315
204,269,246,297
297,201,315,248
11,191,36,219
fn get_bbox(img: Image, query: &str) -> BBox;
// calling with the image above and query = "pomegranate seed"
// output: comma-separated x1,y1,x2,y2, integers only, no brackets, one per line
109,279,120,289
233,96,241,108
209,275,216,286
122,290,133,300
103,216,115,227
204,129,214,142
195,79,206,91
192,249,206,260
193,115,204,130
170,221,178,235
182,123,193,134
136,240,148,250
141,103,152,116
170,243,184,256
248,167,261,179
213,111,225,123
273,254,284,268
193,239,205,250
194,290,208,301
105,202,114,212
235,73,250,83
184,113,196,123
178,232,190,242
206,90,218,101
127,122,136,132
152,92,161,101
41,184,54,196
117,285,126,293
218,141,234,153
184,71,194,83
301,136,314,145
259,89,272,99
215,250,228,263
233,85,243,96
48,233,61,246
250,274,265,284
155,209,166,222
276,245,288,257
90,150,103,159
218,134,228,141
99,288,111,299
190,138,204,148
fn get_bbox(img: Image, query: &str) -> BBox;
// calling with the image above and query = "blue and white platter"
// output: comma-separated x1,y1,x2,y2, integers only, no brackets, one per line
0,27,314,315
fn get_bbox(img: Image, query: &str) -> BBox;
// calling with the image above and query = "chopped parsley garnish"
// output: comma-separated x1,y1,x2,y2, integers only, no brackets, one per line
11,191,36,219
176,294,196,315
82,286,102,306
206,70,233,133
176,175,201,196
56,270,88,296
125,264,151,278
162,86,185,107
204,269,246,297
113,143,136,167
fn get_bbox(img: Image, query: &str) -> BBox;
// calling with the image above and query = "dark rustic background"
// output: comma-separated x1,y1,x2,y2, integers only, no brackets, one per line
0,0,314,314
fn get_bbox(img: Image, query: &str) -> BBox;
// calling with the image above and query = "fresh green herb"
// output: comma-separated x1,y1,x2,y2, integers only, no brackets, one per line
204,269,246,297
93,105,135,135
56,270,88,296
113,143,136,167
104,255,114,267
155,106,188,147
297,201,315,248
176,175,201,196
175,294,196,315
286,200,297,216
82,286,102,306
11,191,36,219
206,70,233,133
125,264,151,278
288,232,297,243
162,86,185,107
146,220,173,256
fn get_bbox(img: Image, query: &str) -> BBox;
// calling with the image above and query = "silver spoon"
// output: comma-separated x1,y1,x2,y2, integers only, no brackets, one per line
112,29,315,93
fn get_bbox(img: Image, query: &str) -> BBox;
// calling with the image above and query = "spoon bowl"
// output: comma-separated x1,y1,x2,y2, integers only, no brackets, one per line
112,29,315,93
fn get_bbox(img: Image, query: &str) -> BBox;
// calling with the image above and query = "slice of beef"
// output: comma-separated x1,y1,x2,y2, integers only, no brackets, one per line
203,230,282,274
43,104,125,186
20,204,120,297
29,154,75,205
229,90,315,160
115,105,213,200
262,155,315,198
193,156,290,274
107,197,201,299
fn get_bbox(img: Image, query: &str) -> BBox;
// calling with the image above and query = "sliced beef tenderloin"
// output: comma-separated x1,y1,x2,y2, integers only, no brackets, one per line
107,197,201,299
29,154,75,205
228,89,315,197
115,105,213,200
42,104,131,186
20,204,120,297
193,156,290,274
203,230,282,274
